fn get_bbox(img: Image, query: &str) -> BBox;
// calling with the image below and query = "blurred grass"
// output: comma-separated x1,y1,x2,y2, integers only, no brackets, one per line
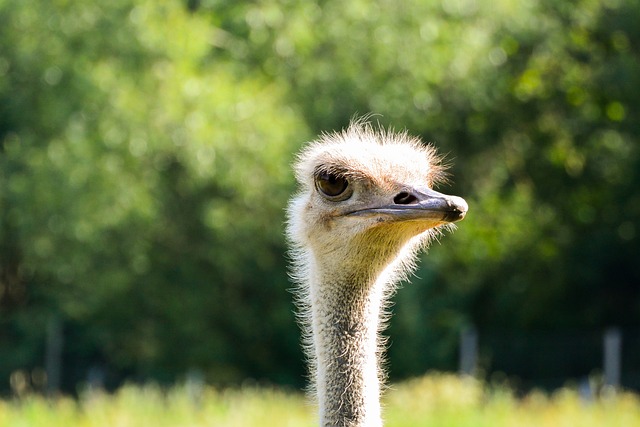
1,373,639,426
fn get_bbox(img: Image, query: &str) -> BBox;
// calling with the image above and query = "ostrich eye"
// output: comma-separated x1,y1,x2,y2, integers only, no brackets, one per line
315,172,351,201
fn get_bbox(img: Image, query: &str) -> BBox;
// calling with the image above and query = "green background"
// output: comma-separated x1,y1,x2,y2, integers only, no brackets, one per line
1,0,638,393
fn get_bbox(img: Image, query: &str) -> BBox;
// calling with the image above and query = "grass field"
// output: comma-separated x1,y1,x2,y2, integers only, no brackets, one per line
1,373,639,426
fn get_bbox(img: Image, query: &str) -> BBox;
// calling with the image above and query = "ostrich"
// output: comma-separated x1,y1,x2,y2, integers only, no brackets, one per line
286,120,468,427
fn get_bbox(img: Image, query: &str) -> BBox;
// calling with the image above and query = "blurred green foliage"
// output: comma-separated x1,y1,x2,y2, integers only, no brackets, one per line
0,0,638,392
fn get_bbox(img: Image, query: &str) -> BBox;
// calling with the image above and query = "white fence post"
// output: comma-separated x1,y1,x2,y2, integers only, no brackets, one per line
603,327,622,390
459,325,478,377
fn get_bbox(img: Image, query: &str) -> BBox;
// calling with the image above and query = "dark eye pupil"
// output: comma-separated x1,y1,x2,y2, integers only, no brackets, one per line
317,172,348,197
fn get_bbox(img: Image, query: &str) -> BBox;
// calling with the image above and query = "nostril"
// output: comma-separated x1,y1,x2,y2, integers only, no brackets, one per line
394,191,419,205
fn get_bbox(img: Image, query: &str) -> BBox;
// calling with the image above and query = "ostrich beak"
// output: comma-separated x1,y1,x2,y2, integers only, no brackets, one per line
347,187,468,223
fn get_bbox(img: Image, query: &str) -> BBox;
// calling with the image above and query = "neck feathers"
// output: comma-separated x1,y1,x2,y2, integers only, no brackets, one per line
290,234,429,427
310,271,385,427
287,195,442,426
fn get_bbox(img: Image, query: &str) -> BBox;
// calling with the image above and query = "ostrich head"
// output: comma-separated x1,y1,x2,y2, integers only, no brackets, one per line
288,121,467,284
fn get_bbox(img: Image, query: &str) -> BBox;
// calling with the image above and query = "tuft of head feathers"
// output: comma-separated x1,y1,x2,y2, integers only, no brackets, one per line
292,119,448,198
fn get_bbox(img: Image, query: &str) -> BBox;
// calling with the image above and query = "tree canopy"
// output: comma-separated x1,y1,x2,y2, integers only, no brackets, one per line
1,0,638,392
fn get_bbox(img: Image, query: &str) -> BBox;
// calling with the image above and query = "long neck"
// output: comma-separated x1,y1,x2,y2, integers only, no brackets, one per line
309,264,386,427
